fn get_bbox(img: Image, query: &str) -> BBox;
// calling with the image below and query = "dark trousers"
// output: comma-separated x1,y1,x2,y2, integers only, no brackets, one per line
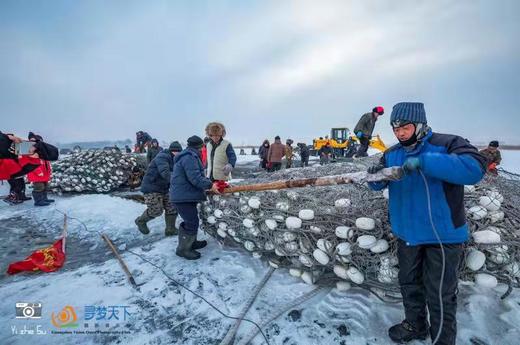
8,178,25,195
301,156,309,167
260,159,268,170
356,137,370,157
397,239,462,345
173,202,199,235
270,162,282,172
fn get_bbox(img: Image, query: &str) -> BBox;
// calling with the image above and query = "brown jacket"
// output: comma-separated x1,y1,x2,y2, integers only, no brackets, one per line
479,148,502,165
268,142,286,163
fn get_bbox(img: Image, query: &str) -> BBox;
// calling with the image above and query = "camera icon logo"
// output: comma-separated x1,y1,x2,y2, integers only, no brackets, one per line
15,302,43,319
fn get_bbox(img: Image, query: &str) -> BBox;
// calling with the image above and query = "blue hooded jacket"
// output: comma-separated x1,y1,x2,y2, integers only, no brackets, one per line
140,149,173,194
369,130,486,245
170,147,213,203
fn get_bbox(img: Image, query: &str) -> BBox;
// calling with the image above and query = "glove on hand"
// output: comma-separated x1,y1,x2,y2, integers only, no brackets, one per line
356,131,364,139
402,157,421,173
367,164,385,174
222,163,233,175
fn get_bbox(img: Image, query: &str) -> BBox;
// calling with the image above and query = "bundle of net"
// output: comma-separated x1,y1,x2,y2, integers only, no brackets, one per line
200,159,520,297
49,149,144,193
461,169,520,292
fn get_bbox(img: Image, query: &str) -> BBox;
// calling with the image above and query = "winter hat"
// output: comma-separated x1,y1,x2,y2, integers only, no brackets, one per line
205,122,226,137
390,102,427,126
275,135,281,140
187,135,204,149
372,106,384,115
28,131,43,141
489,140,499,148
169,141,183,152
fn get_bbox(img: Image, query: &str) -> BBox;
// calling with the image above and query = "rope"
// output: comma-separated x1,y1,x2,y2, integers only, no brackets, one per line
219,267,276,345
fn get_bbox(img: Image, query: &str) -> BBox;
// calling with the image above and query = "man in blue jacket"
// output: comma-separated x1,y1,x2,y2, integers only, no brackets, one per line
135,141,183,236
170,136,220,260
367,102,486,345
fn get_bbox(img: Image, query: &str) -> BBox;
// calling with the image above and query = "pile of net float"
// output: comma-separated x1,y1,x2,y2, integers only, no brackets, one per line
200,158,520,297
48,149,145,193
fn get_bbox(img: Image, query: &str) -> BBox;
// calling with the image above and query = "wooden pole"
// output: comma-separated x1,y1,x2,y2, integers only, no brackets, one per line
220,167,403,194
101,234,139,289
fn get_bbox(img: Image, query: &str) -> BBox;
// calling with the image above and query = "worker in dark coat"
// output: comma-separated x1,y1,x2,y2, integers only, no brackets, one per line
258,140,270,170
353,106,384,157
297,143,310,167
135,141,183,236
170,136,220,260
146,139,162,164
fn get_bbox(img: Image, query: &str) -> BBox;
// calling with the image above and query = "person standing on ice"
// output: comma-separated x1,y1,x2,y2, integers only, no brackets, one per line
0,131,40,182
285,139,294,168
146,138,162,164
135,141,183,236
353,106,384,157
258,139,270,170
267,136,285,171
170,136,220,260
367,102,486,345
479,140,502,174
297,142,310,167
27,132,54,206
205,122,237,182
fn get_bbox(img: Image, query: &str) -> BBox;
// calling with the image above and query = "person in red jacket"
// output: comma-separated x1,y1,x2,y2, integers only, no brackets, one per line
0,131,40,182
27,132,54,206
201,137,210,169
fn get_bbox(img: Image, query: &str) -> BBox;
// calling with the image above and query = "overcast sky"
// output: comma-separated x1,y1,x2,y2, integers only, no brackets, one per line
1,0,519,147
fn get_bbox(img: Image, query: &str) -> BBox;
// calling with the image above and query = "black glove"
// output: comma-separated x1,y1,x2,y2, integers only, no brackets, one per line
367,163,384,174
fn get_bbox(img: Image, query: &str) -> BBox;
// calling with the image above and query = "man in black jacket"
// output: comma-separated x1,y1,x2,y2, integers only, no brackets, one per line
135,141,182,236
353,106,384,157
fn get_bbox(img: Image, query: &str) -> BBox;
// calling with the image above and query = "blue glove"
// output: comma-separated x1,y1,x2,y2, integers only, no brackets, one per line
402,157,421,173
356,131,364,139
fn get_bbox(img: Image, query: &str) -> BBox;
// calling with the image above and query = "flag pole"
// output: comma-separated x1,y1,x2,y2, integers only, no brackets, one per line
62,214,67,254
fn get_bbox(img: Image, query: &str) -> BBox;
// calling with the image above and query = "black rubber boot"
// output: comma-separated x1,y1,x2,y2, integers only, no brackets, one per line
192,237,207,250
20,193,32,201
33,191,51,207
164,214,178,236
388,320,429,343
176,225,201,260
135,211,154,235
44,191,55,203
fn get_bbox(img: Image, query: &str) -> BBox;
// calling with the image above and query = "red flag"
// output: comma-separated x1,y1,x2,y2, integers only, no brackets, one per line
7,238,66,275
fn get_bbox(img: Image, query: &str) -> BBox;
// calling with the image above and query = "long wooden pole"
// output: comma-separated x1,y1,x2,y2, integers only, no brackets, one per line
220,166,403,194
101,234,138,289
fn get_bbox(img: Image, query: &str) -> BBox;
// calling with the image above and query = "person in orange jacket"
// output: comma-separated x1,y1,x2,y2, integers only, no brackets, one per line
27,132,54,206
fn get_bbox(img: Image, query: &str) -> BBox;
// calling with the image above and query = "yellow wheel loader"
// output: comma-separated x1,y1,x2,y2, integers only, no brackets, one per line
311,127,387,158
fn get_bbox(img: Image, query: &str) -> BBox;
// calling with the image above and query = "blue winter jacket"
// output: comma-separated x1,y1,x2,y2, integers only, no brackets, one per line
170,147,213,203
140,149,173,194
369,130,486,245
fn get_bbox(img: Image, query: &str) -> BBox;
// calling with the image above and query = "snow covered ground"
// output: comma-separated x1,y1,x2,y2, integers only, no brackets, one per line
1,151,520,345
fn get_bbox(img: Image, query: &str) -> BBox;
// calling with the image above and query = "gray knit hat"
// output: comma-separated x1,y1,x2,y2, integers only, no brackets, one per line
390,102,427,125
